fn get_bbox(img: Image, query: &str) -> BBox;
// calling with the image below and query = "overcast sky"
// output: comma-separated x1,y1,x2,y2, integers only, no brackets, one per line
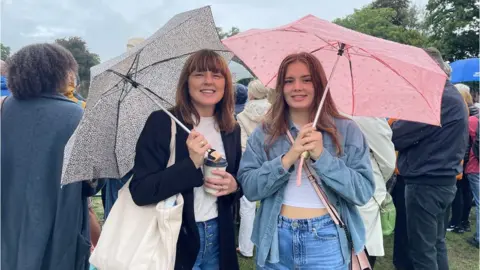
1,0,427,62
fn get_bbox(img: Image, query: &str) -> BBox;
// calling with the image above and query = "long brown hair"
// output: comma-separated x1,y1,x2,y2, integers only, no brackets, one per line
174,49,236,133
264,52,344,154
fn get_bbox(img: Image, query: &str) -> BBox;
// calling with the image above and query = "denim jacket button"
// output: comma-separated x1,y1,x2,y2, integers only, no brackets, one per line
278,168,284,175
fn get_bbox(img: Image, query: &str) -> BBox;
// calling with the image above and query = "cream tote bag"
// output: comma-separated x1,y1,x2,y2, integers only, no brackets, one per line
90,118,183,270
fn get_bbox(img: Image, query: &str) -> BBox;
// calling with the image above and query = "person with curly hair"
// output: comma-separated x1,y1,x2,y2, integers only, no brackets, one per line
1,43,103,270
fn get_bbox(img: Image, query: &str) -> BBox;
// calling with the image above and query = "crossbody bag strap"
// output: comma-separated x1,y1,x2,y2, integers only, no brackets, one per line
285,130,344,227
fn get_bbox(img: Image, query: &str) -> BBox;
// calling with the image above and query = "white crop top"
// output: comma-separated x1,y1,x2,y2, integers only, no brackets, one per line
282,161,325,208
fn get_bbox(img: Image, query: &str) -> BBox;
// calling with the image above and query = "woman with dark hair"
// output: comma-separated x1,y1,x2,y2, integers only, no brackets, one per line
1,43,103,270
130,49,241,270
238,52,375,269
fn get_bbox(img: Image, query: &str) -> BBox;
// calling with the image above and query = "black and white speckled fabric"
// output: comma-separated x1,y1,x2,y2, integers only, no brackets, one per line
61,6,233,185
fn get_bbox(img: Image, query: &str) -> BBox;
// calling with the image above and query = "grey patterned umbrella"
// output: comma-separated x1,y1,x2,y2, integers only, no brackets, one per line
61,6,233,185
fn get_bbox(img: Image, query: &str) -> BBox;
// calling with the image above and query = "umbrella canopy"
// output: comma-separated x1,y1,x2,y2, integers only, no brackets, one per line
223,14,447,125
450,58,479,83
61,6,233,185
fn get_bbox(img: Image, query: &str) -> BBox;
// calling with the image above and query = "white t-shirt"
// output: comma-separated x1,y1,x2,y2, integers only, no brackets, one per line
193,116,225,222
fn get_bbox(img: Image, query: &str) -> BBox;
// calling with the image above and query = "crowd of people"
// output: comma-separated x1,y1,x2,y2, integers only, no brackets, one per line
1,42,478,270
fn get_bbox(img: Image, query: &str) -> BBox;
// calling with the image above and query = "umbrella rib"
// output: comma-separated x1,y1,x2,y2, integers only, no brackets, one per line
346,49,356,115
358,47,436,114
120,52,142,103
310,41,339,54
114,52,143,176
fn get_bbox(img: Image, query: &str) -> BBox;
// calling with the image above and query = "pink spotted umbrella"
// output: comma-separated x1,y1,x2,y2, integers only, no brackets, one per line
223,14,447,186
223,15,447,126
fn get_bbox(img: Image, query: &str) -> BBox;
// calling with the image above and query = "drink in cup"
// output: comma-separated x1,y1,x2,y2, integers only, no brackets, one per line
203,157,228,195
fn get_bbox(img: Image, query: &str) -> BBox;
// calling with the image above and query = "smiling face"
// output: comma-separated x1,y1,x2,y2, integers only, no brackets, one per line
283,61,315,112
188,70,225,113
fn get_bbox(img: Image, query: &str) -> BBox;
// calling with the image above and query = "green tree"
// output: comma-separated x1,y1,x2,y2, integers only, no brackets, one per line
424,0,479,61
1,43,11,61
372,0,411,26
56,36,100,97
334,6,428,47
216,26,240,40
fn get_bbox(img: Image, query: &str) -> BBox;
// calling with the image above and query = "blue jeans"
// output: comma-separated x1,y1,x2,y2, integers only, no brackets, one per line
467,174,480,242
193,218,219,270
258,215,347,270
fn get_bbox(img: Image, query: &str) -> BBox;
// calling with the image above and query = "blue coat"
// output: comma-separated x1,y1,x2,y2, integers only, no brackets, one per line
1,94,103,270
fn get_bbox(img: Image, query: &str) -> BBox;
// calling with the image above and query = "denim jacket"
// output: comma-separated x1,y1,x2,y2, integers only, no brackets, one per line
237,117,375,267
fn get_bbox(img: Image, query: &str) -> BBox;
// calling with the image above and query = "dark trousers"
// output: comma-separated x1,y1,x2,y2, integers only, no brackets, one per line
405,182,456,270
392,176,413,270
366,251,376,269
449,178,473,226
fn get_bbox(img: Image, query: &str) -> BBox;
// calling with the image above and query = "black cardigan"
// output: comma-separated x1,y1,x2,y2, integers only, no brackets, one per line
130,110,241,270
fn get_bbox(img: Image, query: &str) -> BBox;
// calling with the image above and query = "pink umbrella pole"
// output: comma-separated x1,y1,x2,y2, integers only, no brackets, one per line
297,43,346,186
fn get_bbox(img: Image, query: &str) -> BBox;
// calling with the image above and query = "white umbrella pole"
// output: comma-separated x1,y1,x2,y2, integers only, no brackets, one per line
297,43,345,186
312,44,346,128
137,85,191,134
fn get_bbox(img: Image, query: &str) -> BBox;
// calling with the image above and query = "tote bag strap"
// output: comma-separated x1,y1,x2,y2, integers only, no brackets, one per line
167,117,177,167
124,116,177,188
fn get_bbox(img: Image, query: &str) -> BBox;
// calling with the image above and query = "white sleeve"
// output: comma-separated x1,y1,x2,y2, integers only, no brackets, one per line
352,117,396,182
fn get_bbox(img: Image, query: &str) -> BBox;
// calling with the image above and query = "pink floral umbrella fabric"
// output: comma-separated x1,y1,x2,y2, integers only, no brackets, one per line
223,14,447,125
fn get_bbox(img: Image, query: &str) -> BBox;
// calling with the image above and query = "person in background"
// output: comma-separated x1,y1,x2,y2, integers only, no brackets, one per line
234,83,248,117
350,116,396,269
464,94,480,248
238,52,374,269
391,47,468,270
130,49,241,270
64,72,86,108
62,73,102,253
1,43,104,270
446,84,478,233
235,79,272,258
0,59,10,96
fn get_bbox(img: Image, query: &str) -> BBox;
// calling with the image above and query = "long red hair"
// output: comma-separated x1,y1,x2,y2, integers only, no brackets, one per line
263,52,344,155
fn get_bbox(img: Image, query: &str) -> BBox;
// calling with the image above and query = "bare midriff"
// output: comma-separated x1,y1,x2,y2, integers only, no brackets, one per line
280,204,328,219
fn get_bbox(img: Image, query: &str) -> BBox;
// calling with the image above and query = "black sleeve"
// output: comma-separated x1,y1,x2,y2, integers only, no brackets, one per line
225,124,244,204
129,111,204,206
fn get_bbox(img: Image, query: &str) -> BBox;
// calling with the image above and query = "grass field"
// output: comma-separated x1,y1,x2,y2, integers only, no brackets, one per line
91,197,479,270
